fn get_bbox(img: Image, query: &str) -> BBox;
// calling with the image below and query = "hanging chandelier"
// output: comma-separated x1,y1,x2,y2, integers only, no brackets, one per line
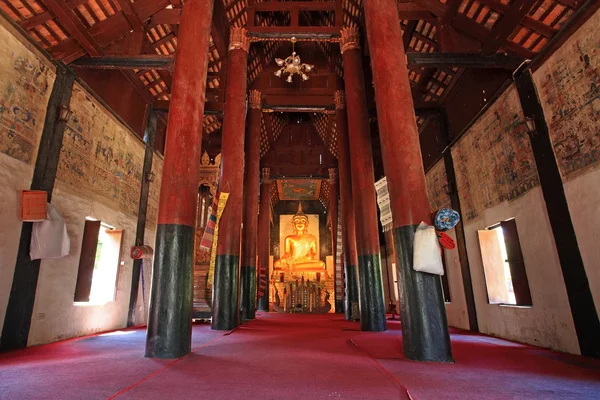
274,37,314,83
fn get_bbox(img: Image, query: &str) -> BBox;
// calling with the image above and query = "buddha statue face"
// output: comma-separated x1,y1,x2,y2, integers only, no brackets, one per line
292,215,308,234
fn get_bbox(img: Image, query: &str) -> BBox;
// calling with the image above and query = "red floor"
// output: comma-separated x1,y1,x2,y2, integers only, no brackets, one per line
1,313,599,399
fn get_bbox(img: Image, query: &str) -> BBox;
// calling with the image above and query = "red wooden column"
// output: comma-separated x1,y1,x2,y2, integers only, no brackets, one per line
145,0,214,359
328,168,342,312
364,0,452,362
334,91,360,320
257,168,272,311
212,27,250,331
240,90,262,321
339,27,386,332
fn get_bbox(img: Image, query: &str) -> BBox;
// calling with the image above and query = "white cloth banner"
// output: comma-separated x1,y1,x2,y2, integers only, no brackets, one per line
30,203,70,260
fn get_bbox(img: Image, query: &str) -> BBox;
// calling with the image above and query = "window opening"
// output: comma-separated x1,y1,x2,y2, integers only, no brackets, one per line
74,219,123,304
478,219,532,306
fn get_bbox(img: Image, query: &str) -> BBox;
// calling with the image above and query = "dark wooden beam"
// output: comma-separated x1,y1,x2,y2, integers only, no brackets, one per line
41,0,102,56
407,52,523,69
71,54,174,69
127,106,156,326
248,31,341,40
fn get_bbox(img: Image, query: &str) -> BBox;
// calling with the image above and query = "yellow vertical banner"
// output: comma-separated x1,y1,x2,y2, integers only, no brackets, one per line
208,192,229,286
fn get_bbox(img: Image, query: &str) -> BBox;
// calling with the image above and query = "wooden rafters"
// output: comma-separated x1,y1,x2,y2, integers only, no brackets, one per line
40,0,102,56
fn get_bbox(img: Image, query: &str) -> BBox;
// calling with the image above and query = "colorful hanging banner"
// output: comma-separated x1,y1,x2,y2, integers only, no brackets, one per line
207,192,229,286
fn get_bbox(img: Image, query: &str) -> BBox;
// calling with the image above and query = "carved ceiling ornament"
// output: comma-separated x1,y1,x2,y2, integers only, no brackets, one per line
229,27,250,52
334,90,345,110
249,90,262,109
199,151,221,196
340,26,360,54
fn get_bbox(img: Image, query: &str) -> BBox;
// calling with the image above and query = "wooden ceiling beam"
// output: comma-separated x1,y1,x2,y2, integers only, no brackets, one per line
407,52,523,69
397,2,436,20
115,0,144,31
40,0,102,56
150,8,181,26
476,0,557,38
481,0,538,54
154,99,223,114
71,54,174,69
48,0,171,62
403,20,418,51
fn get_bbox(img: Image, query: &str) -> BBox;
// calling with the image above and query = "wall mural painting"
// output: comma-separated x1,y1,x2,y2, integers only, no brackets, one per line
146,153,163,229
56,83,144,216
0,25,55,164
533,9,600,181
426,159,451,211
277,179,321,200
452,86,540,222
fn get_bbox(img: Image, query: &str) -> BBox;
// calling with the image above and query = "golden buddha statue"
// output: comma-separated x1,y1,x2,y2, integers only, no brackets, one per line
274,203,325,271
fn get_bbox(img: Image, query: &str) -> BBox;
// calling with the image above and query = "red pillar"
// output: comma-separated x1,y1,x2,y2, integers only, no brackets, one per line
212,27,249,330
339,27,386,331
328,168,341,312
257,168,272,311
334,91,360,320
240,90,262,321
364,1,452,362
145,0,214,359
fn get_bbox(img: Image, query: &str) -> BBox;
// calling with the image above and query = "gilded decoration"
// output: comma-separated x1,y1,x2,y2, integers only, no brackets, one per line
271,203,332,314
334,90,345,110
340,26,360,54
277,178,321,200
0,22,55,165
198,151,221,196
249,90,262,110
228,27,250,52
533,9,600,181
56,82,144,217
451,85,540,222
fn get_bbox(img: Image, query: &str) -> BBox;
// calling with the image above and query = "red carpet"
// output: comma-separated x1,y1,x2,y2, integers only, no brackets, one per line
1,314,599,399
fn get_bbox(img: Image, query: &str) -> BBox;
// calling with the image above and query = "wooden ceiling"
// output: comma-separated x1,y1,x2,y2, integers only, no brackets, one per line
0,0,591,193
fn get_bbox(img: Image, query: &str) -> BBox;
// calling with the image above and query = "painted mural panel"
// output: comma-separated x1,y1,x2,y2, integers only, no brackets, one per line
146,152,163,229
0,23,55,164
533,9,600,181
451,85,540,222
426,159,451,211
56,82,144,216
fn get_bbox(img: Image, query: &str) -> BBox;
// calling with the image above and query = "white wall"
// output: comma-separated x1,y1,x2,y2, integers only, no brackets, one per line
28,186,137,345
0,155,34,336
562,170,600,317
464,187,579,353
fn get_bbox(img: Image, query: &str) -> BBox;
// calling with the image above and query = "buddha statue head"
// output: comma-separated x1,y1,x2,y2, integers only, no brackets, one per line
292,202,309,234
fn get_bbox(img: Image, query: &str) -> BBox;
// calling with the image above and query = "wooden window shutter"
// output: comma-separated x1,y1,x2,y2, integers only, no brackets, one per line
500,220,532,306
74,220,101,302
478,229,510,304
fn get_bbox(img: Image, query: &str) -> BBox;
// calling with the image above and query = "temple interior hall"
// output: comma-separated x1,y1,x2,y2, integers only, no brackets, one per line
1,0,600,399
